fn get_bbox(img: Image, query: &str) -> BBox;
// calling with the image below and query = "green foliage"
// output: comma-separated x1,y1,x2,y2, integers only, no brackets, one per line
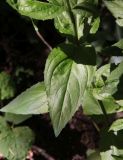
7,0,65,20
105,0,123,26
5,113,31,125
0,116,34,160
0,72,15,100
109,119,123,132
1,82,48,115
44,43,96,136
1,0,123,159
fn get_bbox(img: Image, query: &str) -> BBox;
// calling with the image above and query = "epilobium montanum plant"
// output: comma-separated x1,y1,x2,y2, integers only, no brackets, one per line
1,0,123,159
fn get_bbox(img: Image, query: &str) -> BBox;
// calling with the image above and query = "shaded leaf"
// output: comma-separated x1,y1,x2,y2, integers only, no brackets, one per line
0,116,34,160
5,113,31,125
87,149,101,160
0,72,15,100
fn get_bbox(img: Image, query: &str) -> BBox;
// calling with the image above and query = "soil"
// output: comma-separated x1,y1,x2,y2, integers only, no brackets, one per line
0,1,99,159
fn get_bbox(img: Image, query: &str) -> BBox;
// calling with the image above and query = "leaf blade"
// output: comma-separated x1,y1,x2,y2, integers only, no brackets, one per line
44,43,96,136
1,82,48,115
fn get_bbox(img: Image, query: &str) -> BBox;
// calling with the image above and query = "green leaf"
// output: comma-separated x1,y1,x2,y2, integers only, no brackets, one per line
48,0,63,5
5,113,31,125
0,72,15,100
113,39,123,50
116,100,123,106
94,62,123,100
102,96,121,114
54,0,99,39
90,17,100,34
95,64,110,87
7,0,64,20
87,149,101,160
73,1,98,15
0,116,34,160
104,0,123,26
44,43,96,136
1,82,48,115
82,89,103,115
109,119,123,132
105,61,123,95
54,11,74,36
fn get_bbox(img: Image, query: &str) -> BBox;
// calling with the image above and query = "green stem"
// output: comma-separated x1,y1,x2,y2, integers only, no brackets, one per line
65,0,79,44
99,100,109,127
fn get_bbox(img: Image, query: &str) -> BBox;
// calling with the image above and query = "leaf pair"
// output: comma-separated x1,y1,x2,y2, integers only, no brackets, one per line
7,0,100,40
1,43,96,136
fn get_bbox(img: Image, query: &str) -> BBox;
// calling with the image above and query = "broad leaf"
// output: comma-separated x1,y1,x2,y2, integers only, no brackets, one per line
54,0,99,39
7,0,64,20
109,119,123,132
0,116,34,160
44,43,96,136
1,82,48,115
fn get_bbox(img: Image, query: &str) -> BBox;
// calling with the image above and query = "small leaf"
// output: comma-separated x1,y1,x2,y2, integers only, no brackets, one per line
1,82,48,115
109,119,123,132
7,0,64,20
44,43,96,136
0,116,34,160
87,149,101,160
90,17,100,34
82,89,103,115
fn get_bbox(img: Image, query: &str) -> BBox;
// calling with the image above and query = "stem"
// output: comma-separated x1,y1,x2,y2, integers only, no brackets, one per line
92,120,100,132
31,20,52,51
65,0,79,44
99,100,109,127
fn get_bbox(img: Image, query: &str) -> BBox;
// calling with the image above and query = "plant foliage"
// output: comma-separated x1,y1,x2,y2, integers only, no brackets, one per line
1,0,123,159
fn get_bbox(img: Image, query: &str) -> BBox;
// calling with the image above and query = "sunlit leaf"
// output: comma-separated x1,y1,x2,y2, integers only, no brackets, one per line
1,82,48,115
7,0,64,20
44,43,96,136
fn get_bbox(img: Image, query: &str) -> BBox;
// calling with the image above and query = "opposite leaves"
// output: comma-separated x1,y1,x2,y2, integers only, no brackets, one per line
44,43,96,136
